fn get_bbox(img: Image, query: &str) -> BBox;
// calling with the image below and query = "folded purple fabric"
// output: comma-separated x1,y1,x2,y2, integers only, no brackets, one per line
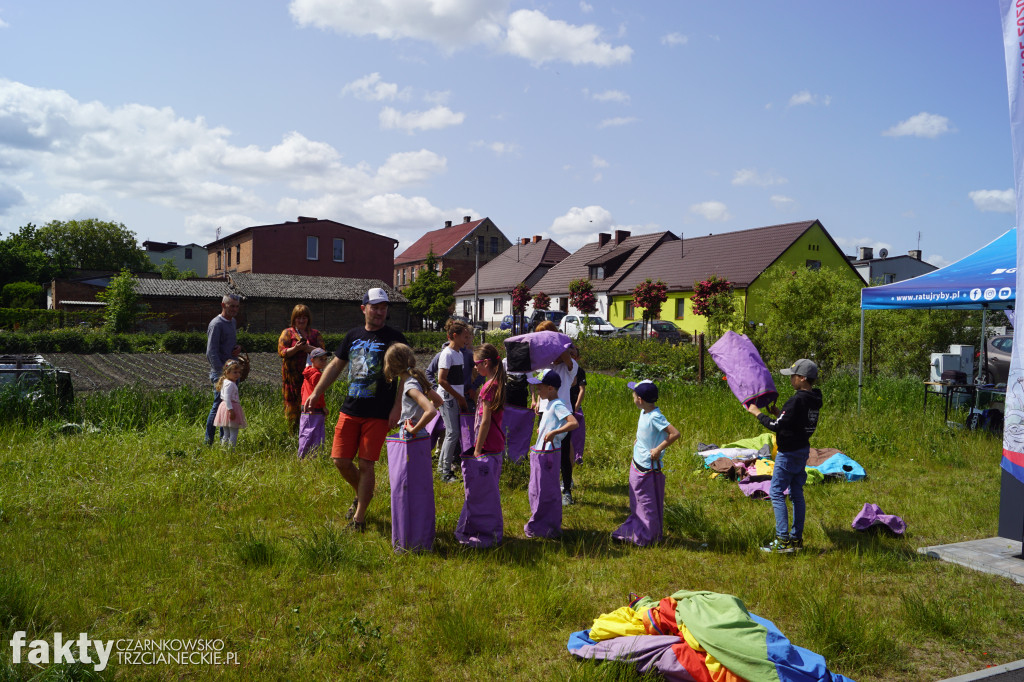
708,331,778,408
851,502,905,535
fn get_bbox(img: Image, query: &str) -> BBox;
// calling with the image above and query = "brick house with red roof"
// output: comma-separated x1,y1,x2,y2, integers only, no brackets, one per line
205,216,398,282
392,216,512,298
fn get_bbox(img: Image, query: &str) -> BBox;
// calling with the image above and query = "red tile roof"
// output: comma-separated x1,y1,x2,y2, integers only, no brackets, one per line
394,218,487,265
454,239,570,295
608,220,852,293
532,231,678,295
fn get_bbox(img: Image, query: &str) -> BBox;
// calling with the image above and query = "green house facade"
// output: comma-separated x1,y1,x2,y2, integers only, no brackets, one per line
607,220,863,337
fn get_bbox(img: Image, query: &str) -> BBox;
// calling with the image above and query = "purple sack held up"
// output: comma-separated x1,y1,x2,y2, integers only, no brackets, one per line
426,412,445,453
571,411,586,464
524,443,562,538
455,453,503,547
851,502,906,535
459,411,476,455
611,462,666,547
503,330,573,372
503,405,534,463
387,433,436,553
708,330,778,409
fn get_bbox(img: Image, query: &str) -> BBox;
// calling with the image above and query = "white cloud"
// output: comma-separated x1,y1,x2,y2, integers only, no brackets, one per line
341,73,409,101
289,0,506,49
592,155,609,168
0,79,456,243
43,193,117,222
770,195,795,210
580,1,593,13
0,16,8,29
550,205,614,236
0,182,25,213
732,168,787,187
379,105,465,133
969,189,1015,213
504,9,632,66
423,89,451,105
588,89,630,103
788,90,831,107
883,112,954,138
661,32,688,46
291,1,631,67
593,173,603,183
926,254,953,268
597,116,638,129
689,201,731,222
472,140,520,156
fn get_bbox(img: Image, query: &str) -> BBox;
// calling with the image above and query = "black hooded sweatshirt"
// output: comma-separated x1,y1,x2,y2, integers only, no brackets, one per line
756,388,822,451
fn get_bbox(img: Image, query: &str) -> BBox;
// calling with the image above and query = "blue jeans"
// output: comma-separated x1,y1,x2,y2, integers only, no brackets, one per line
205,384,223,445
770,448,809,540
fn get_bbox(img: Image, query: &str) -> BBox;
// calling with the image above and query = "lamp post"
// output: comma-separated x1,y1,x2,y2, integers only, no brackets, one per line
462,238,480,327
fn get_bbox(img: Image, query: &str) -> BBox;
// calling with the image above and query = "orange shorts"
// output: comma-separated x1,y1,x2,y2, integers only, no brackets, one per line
331,413,389,461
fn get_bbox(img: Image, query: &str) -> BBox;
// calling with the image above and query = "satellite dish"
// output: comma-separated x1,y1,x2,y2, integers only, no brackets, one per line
879,248,888,259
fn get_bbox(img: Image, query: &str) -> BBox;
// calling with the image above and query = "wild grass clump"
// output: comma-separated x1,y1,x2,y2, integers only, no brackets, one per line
228,524,279,567
292,524,380,569
797,588,904,674
0,572,46,634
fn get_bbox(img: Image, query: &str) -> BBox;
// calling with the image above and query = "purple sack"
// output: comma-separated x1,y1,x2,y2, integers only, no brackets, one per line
503,405,534,463
852,502,905,535
387,433,436,553
459,411,476,455
524,444,562,538
611,463,666,546
455,454,503,547
504,330,573,372
571,411,586,463
708,330,778,408
427,412,445,453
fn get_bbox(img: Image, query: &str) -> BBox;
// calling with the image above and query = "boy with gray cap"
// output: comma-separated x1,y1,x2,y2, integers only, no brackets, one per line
746,359,823,553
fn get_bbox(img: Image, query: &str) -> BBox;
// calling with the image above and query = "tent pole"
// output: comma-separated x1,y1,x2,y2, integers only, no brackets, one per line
857,307,865,412
979,308,987,385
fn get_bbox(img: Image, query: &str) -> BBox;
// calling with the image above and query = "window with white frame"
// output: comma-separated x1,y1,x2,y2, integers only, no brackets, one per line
493,298,503,313
333,238,345,262
307,236,319,260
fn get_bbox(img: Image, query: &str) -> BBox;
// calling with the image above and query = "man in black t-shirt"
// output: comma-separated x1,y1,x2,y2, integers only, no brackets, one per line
305,287,407,531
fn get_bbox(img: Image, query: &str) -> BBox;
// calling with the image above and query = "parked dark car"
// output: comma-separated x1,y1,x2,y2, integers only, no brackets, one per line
609,320,690,345
528,310,567,329
500,314,528,331
982,334,1012,385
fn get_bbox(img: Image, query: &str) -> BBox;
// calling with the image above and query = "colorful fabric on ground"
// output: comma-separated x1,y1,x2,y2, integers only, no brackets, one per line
701,448,762,468
589,606,646,640
568,589,857,682
851,502,906,535
721,433,776,454
807,453,865,481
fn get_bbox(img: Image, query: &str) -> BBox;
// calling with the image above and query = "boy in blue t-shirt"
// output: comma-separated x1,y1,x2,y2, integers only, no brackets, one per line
523,369,578,538
611,380,680,546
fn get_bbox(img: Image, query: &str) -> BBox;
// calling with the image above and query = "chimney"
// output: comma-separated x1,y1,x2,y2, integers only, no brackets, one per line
597,233,611,247
858,246,873,260
614,229,631,245
520,237,530,245
532,235,542,243
168,241,177,245
444,220,452,228
463,216,472,223
297,216,317,223
908,249,922,260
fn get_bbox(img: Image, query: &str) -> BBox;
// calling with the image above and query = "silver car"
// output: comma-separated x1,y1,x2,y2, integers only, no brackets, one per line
610,320,690,345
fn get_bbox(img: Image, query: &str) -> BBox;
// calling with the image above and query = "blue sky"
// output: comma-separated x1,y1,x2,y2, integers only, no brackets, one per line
0,1,1015,267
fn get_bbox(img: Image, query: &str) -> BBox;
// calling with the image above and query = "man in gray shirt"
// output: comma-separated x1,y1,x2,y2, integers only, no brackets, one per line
205,294,241,445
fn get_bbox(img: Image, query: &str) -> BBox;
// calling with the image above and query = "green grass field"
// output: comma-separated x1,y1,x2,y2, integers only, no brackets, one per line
0,373,1022,681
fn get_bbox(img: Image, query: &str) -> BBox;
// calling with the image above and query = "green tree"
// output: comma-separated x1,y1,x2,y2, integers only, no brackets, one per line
691,274,742,341
632,279,668,339
1,282,44,309
403,250,455,329
35,219,151,274
159,257,198,280
0,223,59,288
96,269,145,333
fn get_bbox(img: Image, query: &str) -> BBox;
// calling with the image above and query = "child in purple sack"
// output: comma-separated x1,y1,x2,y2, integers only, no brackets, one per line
611,380,680,547
297,348,331,458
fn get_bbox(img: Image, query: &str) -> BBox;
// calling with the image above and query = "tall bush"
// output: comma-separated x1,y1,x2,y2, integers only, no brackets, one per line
96,269,144,333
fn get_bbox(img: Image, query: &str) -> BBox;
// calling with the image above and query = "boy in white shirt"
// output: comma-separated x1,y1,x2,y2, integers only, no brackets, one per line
523,369,578,539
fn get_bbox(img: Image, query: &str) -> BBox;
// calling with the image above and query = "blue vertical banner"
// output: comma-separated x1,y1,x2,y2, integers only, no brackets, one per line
1000,0,1024,483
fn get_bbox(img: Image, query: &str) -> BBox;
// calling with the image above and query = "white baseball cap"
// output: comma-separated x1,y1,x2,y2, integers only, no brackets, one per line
362,287,390,305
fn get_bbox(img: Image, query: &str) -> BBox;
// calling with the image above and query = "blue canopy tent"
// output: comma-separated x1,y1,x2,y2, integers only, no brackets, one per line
858,228,1022,542
857,228,1016,409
